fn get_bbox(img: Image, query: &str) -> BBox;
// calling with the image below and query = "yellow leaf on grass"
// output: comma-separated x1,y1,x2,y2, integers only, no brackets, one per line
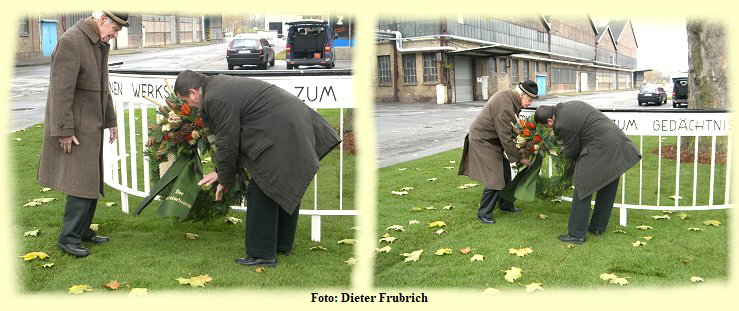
443,166,455,169
379,234,397,244
442,205,453,210
129,288,148,296
350,226,359,231
105,202,117,207
703,220,721,227
565,244,576,248
652,214,671,220
599,273,618,281
68,284,93,294
668,195,683,201
41,188,52,192
435,248,453,256
427,178,438,182
21,252,49,261
89,224,99,232
688,227,703,231
524,283,544,292
610,278,629,286
632,240,647,247
398,168,407,171
338,239,356,245
425,206,437,210
376,246,392,253
33,198,56,203
225,216,243,224
185,233,198,240
402,249,424,262
386,225,405,232
345,258,358,266
459,247,473,254
176,275,212,287
482,288,500,295
309,245,327,251
434,229,446,235
24,229,40,237
678,213,688,220
23,201,43,207
12,138,22,141
428,221,446,228
508,247,533,257
464,183,479,188
690,276,704,283
613,230,627,234
642,236,654,241
636,225,653,230
41,263,54,268
411,207,423,212
400,187,414,191
255,267,266,273
470,254,484,262
104,280,122,290
408,220,421,225
504,267,523,283
391,191,409,196
176,277,191,285
538,214,548,220
662,210,676,214
457,185,470,189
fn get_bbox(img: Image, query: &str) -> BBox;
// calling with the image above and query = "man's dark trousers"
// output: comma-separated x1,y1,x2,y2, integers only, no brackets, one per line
58,195,98,244
245,180,300,258
478,156,514,218
568,177,621,238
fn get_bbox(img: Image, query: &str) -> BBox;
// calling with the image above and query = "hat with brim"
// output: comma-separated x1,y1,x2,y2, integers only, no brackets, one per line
519,80,539,99
102,11,129,27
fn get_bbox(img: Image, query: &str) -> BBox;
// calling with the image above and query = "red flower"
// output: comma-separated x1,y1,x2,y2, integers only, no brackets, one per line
163,133,170,141
195,116,202,128
526,122,536,129
530,146,537,153
522,128,531,137
186,133,193,141
519,119,526,126
180,103,192,116
534,135,542,143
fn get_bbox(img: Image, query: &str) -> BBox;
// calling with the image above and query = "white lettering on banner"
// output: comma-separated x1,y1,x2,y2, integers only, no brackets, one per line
520,110,731,136
109,73,353,109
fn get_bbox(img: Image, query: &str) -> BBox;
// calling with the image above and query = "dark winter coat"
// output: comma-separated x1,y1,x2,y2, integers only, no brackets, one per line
553,101,642,198
200,74,341,214
37,18,117,199
459,90,524,189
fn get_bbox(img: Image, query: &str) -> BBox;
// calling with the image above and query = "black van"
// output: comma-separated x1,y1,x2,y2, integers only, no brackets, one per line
285,21,335,69
672,77,688,108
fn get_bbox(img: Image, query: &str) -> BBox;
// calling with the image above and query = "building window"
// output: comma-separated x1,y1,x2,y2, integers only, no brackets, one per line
19,17,30,36
523,61,530,81
499,58,507,73
489,56,497,73
403,54,417,84
377,55,392,85
511,60,519,83
422,53,438,83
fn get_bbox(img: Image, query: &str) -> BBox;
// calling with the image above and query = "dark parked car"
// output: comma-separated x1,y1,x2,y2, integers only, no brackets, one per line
637,85,667,106
672,77,688,108
285,21,335,69
226,37,275,70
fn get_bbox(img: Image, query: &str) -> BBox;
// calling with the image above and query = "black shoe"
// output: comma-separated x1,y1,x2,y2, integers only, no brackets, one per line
558,235,585,244
587,228,602,236
500,207,523,213
56,242,90,257
277,250,291,257
478,216,496,224
235,257,277,267
84,235,110,244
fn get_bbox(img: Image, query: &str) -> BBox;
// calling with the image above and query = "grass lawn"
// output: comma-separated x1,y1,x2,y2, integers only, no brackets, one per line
374,141,728,290
12,109,355,293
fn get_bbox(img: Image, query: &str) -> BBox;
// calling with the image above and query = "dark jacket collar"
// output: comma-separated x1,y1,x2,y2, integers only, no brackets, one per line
78,17,106,46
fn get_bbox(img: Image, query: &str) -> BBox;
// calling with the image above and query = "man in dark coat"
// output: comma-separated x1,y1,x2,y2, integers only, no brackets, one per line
174,70,341,267
37,11,128,257
459,80,538,224
534,101,641,244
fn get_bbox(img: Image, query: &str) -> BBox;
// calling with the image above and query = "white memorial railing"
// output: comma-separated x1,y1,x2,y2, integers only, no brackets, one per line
520,108,733,226
103,69,355,241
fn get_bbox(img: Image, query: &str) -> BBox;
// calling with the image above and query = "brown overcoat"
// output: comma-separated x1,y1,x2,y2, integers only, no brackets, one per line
37,18,117,199
200,74,341,214
458,90,524,190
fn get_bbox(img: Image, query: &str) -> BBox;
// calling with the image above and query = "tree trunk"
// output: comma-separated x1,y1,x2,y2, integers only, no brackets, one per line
682,20,728,153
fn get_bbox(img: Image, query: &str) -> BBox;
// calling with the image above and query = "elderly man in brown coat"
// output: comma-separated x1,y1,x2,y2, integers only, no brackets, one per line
37,11,128,257
459,80,538,224
174,70,341,267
